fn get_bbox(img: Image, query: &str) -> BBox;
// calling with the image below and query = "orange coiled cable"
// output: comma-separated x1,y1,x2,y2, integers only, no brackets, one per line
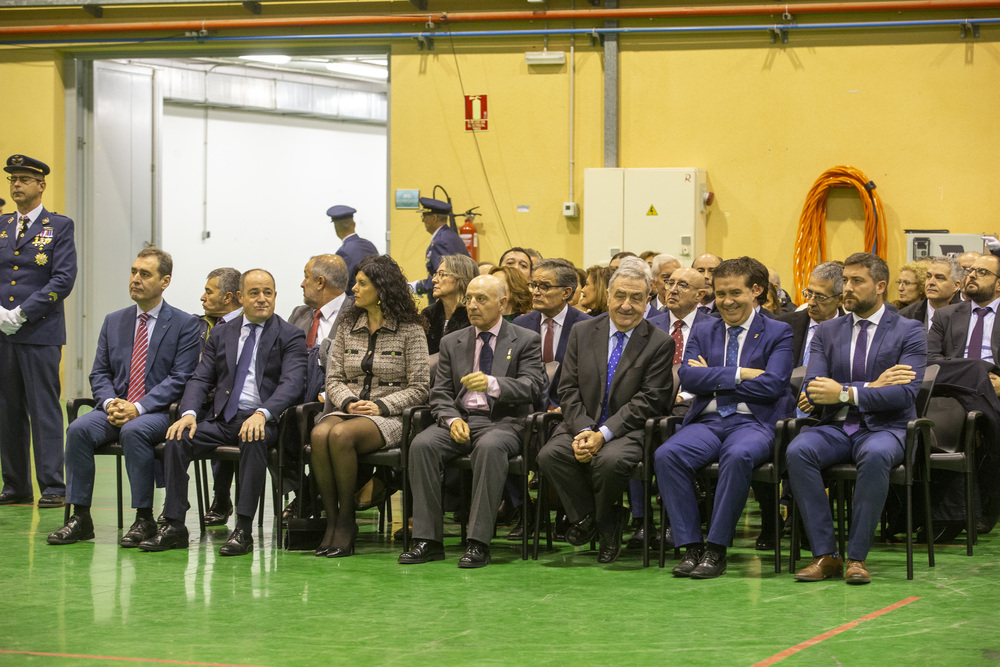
793,166,887,297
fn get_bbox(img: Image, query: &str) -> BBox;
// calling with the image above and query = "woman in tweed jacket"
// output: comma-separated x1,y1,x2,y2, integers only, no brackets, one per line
310,255,430,558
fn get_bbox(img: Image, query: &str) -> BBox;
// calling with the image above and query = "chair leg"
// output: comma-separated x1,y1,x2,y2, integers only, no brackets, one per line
532,473,545,560
521,467,529,561
194,459,207,534
966,466,977,555
658,503,667,569
905,482,914,580
772,479,781,574
200,459,210,509
258,472,265,529
116,455,124,530
641,473,650,569
922,475,934,568
402,465,411,553
789,501,799,573
835,481,847,560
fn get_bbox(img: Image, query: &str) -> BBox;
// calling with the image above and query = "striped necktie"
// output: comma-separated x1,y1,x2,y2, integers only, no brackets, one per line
126,313,150,405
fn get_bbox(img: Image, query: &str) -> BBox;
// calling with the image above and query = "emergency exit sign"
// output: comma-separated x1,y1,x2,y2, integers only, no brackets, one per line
465,95,487,131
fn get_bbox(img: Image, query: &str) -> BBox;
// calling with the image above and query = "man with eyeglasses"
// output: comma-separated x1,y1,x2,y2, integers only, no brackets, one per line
926,253,1000,535
410,197,469,306
650,254,682,312
779,262,845,371
899,256,962,331
0,154,78,508
513,258,591,410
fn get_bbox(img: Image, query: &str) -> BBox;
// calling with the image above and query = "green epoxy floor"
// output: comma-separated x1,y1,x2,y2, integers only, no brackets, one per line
2,463,999,666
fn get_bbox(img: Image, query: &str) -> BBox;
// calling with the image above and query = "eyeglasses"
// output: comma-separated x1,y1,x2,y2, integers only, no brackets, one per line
527,282,570,292
7,176,41,185
664,279,693,291
968,268,999,279
433,270,455,280
801,289,841,304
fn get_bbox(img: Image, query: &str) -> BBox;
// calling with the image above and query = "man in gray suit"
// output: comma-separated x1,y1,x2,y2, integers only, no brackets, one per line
399,274,544,568
538,257,674,564
288,254,350,360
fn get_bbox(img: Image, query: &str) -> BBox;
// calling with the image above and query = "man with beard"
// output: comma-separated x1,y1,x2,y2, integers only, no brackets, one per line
787,252,925,584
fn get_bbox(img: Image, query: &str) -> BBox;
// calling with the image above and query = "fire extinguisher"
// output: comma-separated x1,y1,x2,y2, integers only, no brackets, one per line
459,206,481,261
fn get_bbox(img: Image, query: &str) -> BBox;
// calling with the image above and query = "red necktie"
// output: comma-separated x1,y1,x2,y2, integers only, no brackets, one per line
671,320,684,365
126,313,150,405
543,318,555,363
306,309,322,348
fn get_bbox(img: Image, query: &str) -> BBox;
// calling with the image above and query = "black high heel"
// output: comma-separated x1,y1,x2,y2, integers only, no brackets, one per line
315,546,331,557
327,523,359,558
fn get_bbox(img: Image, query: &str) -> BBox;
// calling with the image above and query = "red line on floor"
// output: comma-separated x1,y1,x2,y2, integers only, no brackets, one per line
751,596,921,666
0,649,269,667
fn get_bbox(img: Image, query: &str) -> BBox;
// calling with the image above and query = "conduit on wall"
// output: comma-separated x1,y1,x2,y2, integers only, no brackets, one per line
1,1,1000,38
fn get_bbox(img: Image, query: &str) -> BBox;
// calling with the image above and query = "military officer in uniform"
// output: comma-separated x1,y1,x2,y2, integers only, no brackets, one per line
0,154,78,508
328,205,377,291
411,197,469,303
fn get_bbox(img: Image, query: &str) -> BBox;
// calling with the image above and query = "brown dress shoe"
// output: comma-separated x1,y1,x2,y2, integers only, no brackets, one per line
845,559,871,585
793,554,844,581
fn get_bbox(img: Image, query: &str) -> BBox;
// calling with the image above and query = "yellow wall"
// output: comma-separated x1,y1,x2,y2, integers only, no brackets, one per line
0,51,67,216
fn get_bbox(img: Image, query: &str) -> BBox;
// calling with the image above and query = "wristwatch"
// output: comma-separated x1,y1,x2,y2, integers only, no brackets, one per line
838,386,851,404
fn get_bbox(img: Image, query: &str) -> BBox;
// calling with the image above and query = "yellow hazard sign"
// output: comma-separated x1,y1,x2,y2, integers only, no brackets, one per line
647,205,658,216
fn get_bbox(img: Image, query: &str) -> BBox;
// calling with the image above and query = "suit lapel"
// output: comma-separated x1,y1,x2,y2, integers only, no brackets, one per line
709,319,727,367
557,309,576,360
146,302,171,372
832,315,853,380
865,310,892,377
590,318,610,393
255,316,279,390
739,313,766,365
119,306,137,363
951,301,971,357
491,320,514,378
225,317,241,378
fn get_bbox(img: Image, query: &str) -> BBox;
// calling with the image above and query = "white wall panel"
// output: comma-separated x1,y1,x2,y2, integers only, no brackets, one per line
160,104,387,318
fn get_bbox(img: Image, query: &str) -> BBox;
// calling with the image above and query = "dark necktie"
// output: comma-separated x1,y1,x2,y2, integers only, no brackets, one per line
844,319,870,435
543,318,555,364
223,323,258,422
126,313,150,405
600,331,626,425
306,309,322,348
670,320,684,365
967,307,988,360
478,331,493,375
717,326,744,417
17,216,28,241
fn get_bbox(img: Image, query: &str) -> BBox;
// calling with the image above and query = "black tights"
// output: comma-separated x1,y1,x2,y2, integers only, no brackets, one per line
309,415,384,550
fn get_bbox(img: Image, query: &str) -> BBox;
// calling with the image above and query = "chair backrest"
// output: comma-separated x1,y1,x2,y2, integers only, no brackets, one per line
790,365,807,397
917,364,940,418
924,395,967,454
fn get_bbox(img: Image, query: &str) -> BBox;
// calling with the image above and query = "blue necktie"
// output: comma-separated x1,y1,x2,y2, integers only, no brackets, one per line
223,323,258,422
600,331,626,425
844,319,869,435
478,331,493,375
802,323,817,367
717,325,744,418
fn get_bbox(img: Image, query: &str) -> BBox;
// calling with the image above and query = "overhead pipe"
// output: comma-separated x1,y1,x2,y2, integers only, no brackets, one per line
6,16,1000,47
1,1,1000,38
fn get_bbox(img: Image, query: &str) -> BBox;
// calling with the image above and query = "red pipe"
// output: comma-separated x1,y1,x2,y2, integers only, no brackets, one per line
1,1,998,37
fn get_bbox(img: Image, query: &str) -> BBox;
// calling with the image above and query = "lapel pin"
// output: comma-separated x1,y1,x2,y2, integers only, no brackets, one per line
507,348,512,360
754,333,759,339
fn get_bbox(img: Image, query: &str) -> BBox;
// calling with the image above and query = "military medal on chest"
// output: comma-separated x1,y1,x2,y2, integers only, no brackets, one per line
35,252,48,266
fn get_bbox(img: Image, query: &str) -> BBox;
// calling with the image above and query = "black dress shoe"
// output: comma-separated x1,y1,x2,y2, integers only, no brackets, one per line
689,549,727,579
565,515,597,547
0,492,33,505
203,498,234,527
597,508,629,564
660,526,674,551
672,545,706,577
626,526,646,549
156,511,167,525
458,539,491,568
977,512,998,535
47,515,95,545
755,532,776,551
219,528,254,556
139,524,189,551
553,512,570,542
37,494,66,508
507,503,546,541
398,540,446,564
120,518,158,548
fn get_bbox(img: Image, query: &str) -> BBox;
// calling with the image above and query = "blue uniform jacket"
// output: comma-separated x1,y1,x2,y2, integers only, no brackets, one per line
89,301,202,414
336,233,378,289
0,208,77,345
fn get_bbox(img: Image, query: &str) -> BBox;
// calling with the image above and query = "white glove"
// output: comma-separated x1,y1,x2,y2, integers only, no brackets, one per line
407,280,419,292
983,235,1000,252
0,307,25,335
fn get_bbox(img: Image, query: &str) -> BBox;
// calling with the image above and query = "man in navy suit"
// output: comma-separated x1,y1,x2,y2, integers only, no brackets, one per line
787,252,926,585
692,253,722,316
655,256,794,579
328,205,377,291
0,154,78,508
47,248,201,547
411,197,469,301
141,269,307,556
